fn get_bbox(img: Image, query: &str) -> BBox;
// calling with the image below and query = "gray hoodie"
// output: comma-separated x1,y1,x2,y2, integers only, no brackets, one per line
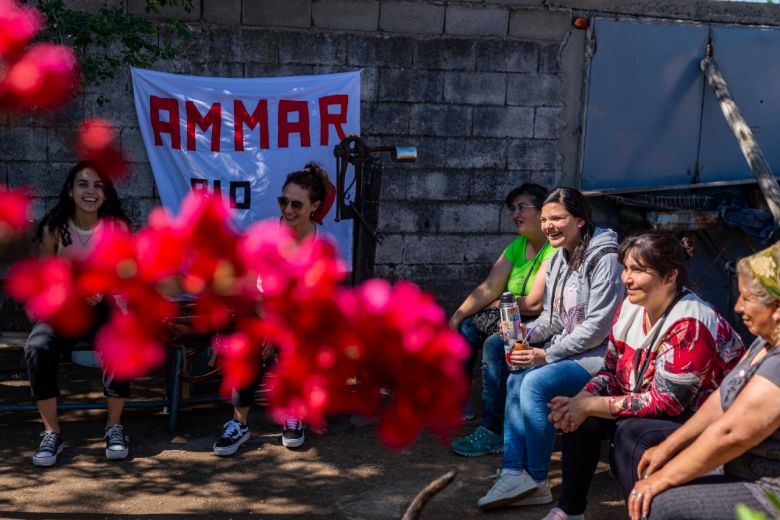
527,227,625,376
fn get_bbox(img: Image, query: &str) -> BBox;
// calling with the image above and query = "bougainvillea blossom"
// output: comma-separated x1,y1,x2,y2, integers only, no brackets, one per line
0,0,43,59
3,43,79,110
0,187,30,242
76,118,129,179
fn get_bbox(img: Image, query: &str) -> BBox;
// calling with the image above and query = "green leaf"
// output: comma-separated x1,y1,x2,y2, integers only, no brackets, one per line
765,491,780,514
735,503,768,520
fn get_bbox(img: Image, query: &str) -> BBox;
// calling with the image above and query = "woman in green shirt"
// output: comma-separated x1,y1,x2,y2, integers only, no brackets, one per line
449,183,556,456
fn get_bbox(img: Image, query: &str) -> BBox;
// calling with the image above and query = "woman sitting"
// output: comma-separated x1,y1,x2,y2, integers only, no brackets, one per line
625,242,780,520
449,183,555,456
544,232,745,520
477,186,624,510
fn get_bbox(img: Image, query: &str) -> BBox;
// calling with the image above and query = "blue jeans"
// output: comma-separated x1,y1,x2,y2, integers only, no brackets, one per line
458,317,481,380
502,359,591,481
480,333,508,434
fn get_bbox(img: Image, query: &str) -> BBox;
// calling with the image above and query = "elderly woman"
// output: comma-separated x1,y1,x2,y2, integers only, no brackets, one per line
626,242,780,520
543,232,745,520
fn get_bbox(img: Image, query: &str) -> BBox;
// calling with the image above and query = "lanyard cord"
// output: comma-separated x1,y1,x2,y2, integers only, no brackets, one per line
631,289,690,393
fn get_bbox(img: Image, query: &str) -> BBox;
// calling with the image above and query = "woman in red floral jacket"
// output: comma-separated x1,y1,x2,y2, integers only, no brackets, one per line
542,231,745,520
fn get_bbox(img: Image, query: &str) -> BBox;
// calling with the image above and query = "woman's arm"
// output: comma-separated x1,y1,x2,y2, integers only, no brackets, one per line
516,258,550,315
448,253,513,330
630,375,780,520
39,225,58,258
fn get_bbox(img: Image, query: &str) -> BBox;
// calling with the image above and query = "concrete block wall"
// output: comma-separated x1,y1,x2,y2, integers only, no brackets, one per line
2,0,779,314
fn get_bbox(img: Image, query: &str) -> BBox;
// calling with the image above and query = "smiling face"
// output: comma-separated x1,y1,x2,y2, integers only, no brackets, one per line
69,168,105,216
540,202,584,252
507,193,541,237
621,250,676,309
735,274,779,342
279,182,320,230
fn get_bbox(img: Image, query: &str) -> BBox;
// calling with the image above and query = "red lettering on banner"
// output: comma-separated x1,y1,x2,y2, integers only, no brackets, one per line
147,95,351,151
319,94,348,146
186,101,222,152
234,100,269,151
150,96,181,149
278,99,311,148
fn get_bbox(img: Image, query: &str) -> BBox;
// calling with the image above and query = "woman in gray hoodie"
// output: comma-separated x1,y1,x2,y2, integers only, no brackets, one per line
478,187,624,511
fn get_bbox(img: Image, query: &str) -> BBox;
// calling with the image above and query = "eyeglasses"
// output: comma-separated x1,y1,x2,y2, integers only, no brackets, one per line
507,203,536,213
277,196,304,210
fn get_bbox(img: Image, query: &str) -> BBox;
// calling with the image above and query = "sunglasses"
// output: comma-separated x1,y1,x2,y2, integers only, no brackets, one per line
277,196,304,210
507,203,536,213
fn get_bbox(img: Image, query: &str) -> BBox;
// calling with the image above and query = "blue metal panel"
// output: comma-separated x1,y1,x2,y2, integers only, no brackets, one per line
698,25,780,183
581,19,709,190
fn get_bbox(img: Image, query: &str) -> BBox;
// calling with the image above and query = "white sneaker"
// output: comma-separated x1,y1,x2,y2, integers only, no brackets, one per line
510,481,553,506
477,469,539,510
542,507,585,520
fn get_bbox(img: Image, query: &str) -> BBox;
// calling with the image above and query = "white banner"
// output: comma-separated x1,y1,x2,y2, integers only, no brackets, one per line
130,67,360,265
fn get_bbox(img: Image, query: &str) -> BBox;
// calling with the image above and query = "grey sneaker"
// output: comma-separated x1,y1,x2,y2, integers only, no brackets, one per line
542,507,585,520
33,431,63,467
510,480,553,506
452,426,503,457
213,419,250,457
104,424,129,460
281,416,305,448
477,469,538,510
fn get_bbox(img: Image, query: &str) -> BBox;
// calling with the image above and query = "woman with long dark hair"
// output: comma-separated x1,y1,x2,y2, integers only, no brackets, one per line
478,186,624,510
26,162,131,467
544,232,745,520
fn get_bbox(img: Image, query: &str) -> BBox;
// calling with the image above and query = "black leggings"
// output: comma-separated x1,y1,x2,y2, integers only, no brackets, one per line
557,417,680,516
24,303,130,401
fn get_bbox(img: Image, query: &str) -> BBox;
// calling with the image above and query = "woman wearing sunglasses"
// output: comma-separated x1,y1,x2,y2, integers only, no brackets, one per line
213,162,335,457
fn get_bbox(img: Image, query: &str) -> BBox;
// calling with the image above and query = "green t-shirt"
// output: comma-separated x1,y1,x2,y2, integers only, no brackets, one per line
504,236,557,297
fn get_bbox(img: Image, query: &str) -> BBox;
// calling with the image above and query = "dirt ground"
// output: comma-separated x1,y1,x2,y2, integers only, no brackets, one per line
0,361,624,520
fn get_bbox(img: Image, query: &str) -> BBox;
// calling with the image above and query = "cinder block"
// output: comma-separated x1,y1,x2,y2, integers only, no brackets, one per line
127,0,201,21
363,102,411,135
83,91,140,128
508,139,562,170
538,43,560,74
410,105,472,137
405,170,471,201
509,8,570,41
473,106,534,138
438,203,501,233
46,128,73,163
476,40,538,73
469,169,534,200
380,1,445,34
378,201,425,233
346,35,415,68
278,32,346,65
120,127,151,165
445,5,508,37
463,233,514,263
190,30,244,63
7,161,68,197
378,167,408,200
243,0,311,28
360,67,379,102
117,162,156,199
312,0,379,31
414,39,476,71
403,235,468,264
0,128,47,162
375,233,405,264
404,136,448,169
379,69,443,102
534,107,565,138
444,138,506,169
204,0,242,24
507,73,562,106
443,72,506,105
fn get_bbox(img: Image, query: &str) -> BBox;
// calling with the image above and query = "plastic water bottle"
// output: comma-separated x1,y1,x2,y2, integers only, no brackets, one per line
498,292,522,371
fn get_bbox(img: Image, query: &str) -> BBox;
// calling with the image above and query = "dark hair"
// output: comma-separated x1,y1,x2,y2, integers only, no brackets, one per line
505,183,549,209
283,162,329,204
36,161,130,246
542,187,594,271
618,231,694,291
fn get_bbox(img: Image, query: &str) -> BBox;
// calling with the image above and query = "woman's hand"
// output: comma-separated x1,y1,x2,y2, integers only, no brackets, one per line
548,395,590,432
637,445,673,481
509,346,546,368
628,473,672,520
447,315,461,331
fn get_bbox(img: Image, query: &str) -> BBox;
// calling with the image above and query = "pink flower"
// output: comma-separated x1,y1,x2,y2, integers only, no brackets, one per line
0,187,30,242
0,0,43,59
95,312,167,380
3,43,79,110
76,118,129,179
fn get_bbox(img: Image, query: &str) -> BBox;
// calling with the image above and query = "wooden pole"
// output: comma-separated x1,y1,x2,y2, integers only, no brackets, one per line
401,470,457,520
701,56,780,226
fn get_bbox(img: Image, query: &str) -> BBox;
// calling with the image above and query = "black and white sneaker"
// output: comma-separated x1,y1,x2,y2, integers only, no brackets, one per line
213,419,250,457
281,417,305,448
33,431,63,467
104,424,129,460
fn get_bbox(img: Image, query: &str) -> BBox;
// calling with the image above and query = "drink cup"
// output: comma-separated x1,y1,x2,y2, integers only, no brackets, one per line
505,339,528,371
